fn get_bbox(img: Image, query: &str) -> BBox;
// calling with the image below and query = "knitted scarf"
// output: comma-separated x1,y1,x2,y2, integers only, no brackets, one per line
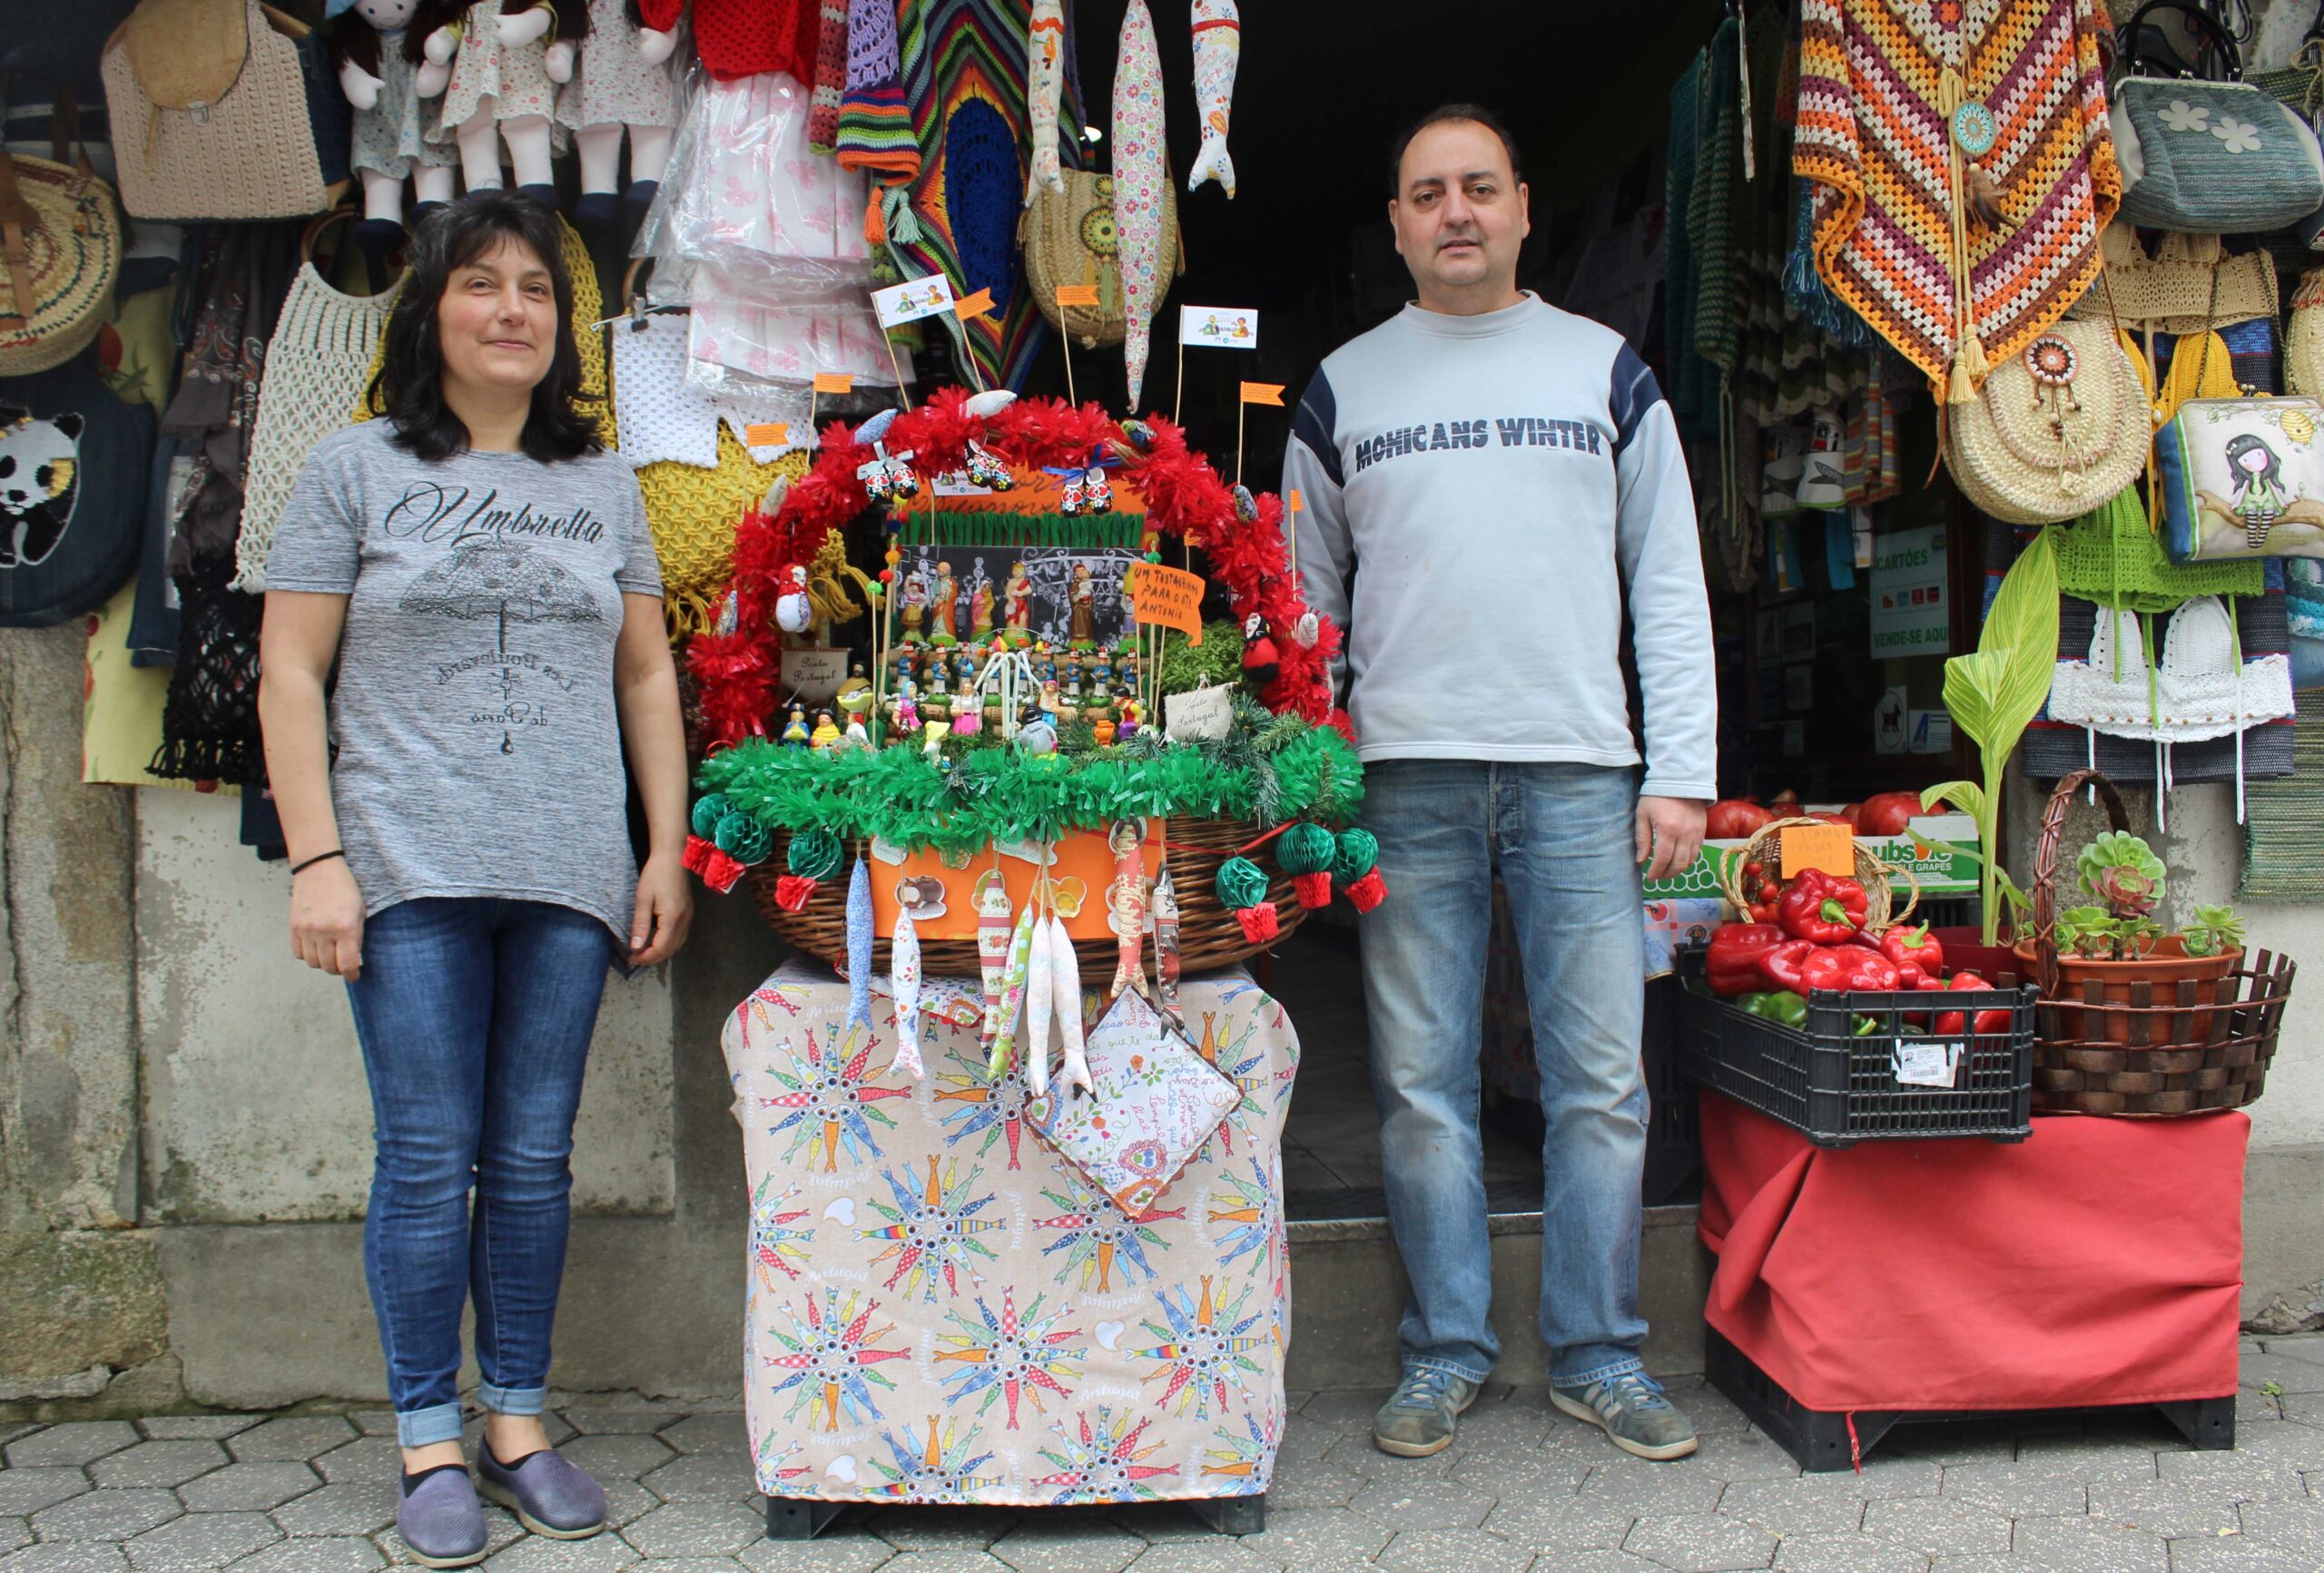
1794,0,2120,399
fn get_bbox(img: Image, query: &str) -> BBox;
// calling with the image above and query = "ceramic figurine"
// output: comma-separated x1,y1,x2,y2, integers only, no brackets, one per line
1039,678,1061,723
892,678,921,733
809,709,841,750
1068,564,1096,647
1084,467,1113,513
970,576,995,641
1004,562,1032,640
928,660,950,698
1092,654,1113,693
1117,696,1143,739
931,560,959,644
922,718,950,761
836,661,871,705
956,647,979,691
842,713,872,750
774,562,812,634
900,570,928,643
782,704,810,746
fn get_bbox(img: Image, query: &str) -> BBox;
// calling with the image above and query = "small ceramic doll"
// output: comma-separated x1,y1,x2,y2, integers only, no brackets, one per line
931,560,960,644
970,576,995,641
1117,696,1144,739
1092,654,1112,694
900,570,928,643
891,678,921,733
423,1,583,202
1063,652,1084,700
327,0,464,246
927,658,950,699
1068,563,1096,647
956,646,980,693
809,709,840,750
782,703,810,746
1003,562,1032,640
554,0,680,228
921,717,950,761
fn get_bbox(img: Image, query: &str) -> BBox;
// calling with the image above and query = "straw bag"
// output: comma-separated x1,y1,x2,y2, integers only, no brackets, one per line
1946,319,2152,526
0,103,122,379
1019,169,1184,349
102,0,328,222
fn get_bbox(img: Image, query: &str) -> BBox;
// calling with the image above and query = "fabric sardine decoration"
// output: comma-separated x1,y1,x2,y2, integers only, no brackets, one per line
1025,0,1067,201
1111,0,1167,408
1187,0,1239,197
1106,822,1149,999
1024,900,1055,1098
975,870,1014,1046
891,901,925,1079
844,856,874,1034
987,898,1040,1079
1049,910,1093,1095
1152,861,1183,1027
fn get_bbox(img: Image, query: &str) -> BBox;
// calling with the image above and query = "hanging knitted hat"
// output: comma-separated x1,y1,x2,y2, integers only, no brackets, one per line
1334,828,1388,913
1215,855,1278,943
1276,821,1336,909
775,830,845,910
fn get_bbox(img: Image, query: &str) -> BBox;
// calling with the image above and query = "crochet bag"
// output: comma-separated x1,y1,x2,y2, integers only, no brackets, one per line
1019,169,1183,350
2289,269,2324,395
2111,3,2324,234
2068,227,2277,337
102,0,329,222
2156,394,2324,559
1946,320,2152,526
0,116,122,379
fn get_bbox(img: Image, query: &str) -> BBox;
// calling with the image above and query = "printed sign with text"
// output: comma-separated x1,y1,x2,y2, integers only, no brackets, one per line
1180,304,1258,349
872,275,960,328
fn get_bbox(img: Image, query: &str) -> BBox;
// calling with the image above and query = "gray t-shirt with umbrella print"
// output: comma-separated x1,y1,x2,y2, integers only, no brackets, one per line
265,418,664,942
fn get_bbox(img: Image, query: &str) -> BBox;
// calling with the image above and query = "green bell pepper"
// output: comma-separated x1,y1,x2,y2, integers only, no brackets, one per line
1740,990,1809,1028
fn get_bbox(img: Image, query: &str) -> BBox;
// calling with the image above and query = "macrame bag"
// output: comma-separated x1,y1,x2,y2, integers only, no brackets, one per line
1946,320,2152,526
102,0,329,221
2111,2,2324,234
1019,169,1183,350
2156,394,2324,560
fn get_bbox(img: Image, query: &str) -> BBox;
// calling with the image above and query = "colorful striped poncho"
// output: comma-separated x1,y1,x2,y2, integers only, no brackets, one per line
1794,0,2120,399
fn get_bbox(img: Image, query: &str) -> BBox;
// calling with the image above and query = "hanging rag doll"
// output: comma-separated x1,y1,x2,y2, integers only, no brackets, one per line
423,1,586,203
555,0,682,228
1187,0,1238,197
330,0,467,244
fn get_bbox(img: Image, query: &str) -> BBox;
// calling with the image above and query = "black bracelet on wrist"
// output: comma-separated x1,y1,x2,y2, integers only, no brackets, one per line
291,849,346,876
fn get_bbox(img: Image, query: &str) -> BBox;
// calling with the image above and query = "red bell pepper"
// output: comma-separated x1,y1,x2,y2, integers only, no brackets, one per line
1800,946,1902,994
1706,923,1787,998
1758,939,1817,994
1777,869,1867,944
1878,923,1944,988
1931,972,2014,1037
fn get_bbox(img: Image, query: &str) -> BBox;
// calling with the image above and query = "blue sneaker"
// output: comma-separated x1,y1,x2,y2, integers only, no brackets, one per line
476,1443,606,1539
1551,1371,1699,1460
1372,1366,1481,1458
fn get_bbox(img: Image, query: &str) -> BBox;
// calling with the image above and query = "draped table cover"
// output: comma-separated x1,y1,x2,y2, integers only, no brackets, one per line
721,959,1298,1507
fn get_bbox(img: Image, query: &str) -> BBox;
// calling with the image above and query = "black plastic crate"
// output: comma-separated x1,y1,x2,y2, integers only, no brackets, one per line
1672,947,2035,1146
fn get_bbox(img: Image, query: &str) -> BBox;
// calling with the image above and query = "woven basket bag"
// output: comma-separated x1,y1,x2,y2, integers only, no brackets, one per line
0,147,120,379
1947,320,2152,526
103,0,326,221
1020,169,1184,349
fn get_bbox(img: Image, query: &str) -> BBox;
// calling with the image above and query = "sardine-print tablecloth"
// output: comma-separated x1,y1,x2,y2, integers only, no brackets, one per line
721,959,1300,1508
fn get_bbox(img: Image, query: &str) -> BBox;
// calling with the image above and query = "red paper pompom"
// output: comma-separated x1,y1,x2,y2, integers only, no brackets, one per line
1344,868,1387,913
1234,902,1280,944
773,872,821,909
682,834,715,877
1290,870,1334,909
700,850,747,894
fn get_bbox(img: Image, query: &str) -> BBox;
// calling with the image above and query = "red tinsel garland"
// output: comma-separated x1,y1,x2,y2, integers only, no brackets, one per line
689,391,1342,747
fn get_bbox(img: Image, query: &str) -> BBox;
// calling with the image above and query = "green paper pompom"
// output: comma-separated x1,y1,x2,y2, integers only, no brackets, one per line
1333,828,1380,883
1216,855,1270,910
1277,821,1337,876
787,828,844,880
690,794,731,841
715,811,773,865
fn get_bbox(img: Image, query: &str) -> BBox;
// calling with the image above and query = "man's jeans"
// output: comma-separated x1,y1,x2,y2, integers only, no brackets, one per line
1360,760,1649,1388
345,899,613,1449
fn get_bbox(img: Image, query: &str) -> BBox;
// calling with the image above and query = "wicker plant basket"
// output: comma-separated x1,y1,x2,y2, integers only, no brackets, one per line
747,818,1312,976
1715,816,1921,935
2019,769,2298,1116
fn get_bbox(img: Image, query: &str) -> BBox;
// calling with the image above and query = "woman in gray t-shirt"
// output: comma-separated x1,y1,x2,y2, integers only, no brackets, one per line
259,192,690,1568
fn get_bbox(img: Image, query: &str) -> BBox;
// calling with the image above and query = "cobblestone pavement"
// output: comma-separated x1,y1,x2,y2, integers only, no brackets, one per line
7,1336,2324,1573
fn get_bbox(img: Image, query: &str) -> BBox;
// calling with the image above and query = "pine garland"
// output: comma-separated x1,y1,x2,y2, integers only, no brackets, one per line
694,723,1364,854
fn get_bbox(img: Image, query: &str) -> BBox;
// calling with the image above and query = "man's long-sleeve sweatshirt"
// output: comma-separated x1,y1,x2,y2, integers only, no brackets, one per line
1282,293,1718,801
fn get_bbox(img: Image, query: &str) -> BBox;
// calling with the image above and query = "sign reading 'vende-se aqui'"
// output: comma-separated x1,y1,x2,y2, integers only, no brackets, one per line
1868,525,1950,655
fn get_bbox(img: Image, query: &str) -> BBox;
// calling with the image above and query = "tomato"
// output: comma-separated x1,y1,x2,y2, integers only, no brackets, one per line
1856,791,1924,838
1706,800,1774,840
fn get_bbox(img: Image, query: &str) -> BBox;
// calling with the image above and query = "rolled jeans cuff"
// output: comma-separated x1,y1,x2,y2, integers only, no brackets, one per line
1551,1353,1646,1390
478,1381,547,1418
397,1401,468,1449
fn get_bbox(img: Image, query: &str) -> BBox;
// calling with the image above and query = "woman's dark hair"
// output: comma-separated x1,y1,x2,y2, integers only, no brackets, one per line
368,189,603,463
1388,103,1525,197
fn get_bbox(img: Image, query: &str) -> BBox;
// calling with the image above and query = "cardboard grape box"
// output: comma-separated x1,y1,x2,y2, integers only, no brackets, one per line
1640,813,1980,902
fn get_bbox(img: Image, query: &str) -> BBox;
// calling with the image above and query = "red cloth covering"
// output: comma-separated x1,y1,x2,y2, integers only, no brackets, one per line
1698,1093,2245,1413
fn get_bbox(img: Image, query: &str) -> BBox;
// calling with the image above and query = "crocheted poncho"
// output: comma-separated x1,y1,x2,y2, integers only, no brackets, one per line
1794,0,2121,397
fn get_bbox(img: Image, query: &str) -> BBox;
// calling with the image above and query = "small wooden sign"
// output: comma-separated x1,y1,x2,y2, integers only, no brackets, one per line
952,286,996,320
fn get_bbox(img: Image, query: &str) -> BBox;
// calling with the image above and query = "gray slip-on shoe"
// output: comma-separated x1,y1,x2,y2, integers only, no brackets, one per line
477,1444,607,1539
396,1467,487,1568
1372,1366,1482,1458
1551,1370,1699,1460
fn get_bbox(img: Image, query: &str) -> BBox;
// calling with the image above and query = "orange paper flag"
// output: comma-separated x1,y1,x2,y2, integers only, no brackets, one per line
1128,563,1206,641
1239,381,1285,407
953,286,996,320
743,423,791,447
1055,283,1100,308
812,372,854,395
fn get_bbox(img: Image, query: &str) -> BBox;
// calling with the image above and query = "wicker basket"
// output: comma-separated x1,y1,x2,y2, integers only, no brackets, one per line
1715,816,1921,935
2020,769,2298,1116
746,819,1311,975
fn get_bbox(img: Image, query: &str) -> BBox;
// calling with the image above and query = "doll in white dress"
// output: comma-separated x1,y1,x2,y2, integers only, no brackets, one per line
554,0,681,229
327,0,465,243
420,1,586,203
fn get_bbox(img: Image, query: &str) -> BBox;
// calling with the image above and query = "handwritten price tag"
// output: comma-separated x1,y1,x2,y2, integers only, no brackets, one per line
812,372,854,395
1128,563,1206,641
1055,283,1101,308
1239,381,1285,407
953,286,995,320
1779,822,1857,880
743,423,791,447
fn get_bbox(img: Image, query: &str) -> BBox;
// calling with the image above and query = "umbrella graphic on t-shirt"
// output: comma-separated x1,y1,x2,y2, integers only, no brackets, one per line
400,537,603,655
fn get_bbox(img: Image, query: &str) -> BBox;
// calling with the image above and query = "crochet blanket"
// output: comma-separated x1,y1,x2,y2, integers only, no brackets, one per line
1794,0,2120,395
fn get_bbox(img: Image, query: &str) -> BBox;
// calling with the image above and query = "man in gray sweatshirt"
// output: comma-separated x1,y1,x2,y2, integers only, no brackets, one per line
1283,104,1716,1463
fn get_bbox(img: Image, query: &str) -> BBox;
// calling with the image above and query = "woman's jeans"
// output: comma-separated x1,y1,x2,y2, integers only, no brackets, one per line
345,899,613,1449
1359,760,1650,1389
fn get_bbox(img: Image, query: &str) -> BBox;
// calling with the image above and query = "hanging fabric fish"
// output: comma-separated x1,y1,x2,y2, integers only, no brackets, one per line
987,897,1040,1079
1111,0,1168,409
974,869,1014,1047
1048,910,1093,1095
1025,0,1067,202
844,856,874,1035
1187,0,1239,197
1152,861,1183,1028
1023,897,1055,1098
891,894,926,1080
1106,821,1149,1000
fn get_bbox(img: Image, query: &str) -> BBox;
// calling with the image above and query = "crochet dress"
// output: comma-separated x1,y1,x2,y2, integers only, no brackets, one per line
1793,0,2120,395
555,0,679,133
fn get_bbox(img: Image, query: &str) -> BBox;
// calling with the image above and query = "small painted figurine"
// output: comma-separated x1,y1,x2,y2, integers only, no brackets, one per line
1063,652,1084,699
1068,563,1096,647
1084,467,1113,513
835,661,871,706
1004,562,1033,639
1039,678,1061,723
782,704,810,747
809,709,841,751
901,570,928,643
1092,654,1113,693
928,659,950,698
892,678,921,733
956,647,980,692
1117,697,1143,739
970,576,995,641
842,713,872,749
931,560,960,644
922,717,950,761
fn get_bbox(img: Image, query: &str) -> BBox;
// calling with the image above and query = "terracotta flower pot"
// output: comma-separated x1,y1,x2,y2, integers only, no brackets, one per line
2014,934,2243,1048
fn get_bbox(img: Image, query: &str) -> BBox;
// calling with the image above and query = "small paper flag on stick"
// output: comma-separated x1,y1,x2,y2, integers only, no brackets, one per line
1239,381,1285,406
1055,283,1100,308
744,423,790,447
812,372,855,395
953,287,996,320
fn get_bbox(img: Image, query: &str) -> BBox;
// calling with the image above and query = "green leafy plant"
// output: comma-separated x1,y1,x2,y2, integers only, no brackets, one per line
2055,904,2119,959
1923,526,2059,945
2182,903,2247,959
2077,830,2166,919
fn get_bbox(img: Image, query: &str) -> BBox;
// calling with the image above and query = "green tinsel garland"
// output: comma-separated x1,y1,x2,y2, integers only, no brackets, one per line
695,723,1365,854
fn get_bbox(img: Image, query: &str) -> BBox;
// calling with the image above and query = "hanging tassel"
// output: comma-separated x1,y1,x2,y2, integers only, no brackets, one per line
844,858,874,1035
1024,904,1054,1098
891,904,925,1079
863,192,886,244
1938,67,1989,406
1048,913,1092,1096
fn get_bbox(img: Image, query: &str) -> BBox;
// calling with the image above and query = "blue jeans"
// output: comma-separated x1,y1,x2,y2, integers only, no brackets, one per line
1359,760,1649,1388
345,899,613,1448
